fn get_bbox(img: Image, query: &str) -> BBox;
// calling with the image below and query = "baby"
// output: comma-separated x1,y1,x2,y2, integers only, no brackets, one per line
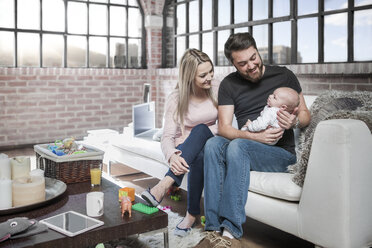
241,87,300,144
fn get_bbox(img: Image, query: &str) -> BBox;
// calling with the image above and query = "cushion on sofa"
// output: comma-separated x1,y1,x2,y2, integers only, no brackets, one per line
249,171,302,201
110,135,168,165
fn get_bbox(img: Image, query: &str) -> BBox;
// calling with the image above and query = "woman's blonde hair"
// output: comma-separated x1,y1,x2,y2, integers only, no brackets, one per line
175,48,217,128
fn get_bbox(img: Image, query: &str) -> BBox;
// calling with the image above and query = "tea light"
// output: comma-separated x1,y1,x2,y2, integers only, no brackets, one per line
0,153,11,180
11,156,31,180
12,176,45,207
0,179,12,209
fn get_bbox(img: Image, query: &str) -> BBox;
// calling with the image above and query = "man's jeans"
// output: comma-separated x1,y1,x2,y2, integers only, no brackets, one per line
165,124,214,215
203,136,296,238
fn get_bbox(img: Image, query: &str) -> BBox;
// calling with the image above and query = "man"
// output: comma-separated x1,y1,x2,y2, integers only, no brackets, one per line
195,32,311,248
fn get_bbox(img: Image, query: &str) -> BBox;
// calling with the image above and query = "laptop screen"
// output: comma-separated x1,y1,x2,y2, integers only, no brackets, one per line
133,102,155,136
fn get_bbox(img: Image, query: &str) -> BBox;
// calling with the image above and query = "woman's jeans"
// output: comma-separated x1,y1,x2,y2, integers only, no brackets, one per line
165,124,214,216
203,136,296,239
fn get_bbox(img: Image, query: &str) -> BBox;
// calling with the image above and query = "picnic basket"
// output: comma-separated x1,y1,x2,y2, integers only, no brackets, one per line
34,142,104,184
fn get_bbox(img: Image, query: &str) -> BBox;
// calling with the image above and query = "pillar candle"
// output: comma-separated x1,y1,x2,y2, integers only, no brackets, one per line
10,156,31,180
30,169,45,178
0,179,12,209
0,153,11,180
12,176,45,207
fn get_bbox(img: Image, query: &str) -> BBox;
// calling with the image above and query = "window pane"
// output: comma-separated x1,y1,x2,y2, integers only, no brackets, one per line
253,24,268,63
0,0,14,28
218,30,230,66
234,0,248,24
43,34,64,67
324,0,348,11
128,38,141,68
176,36,186,65
355,0,371,6
354,9,372,61
110,6,126,36
298,0,318,15
324,13,347,62
68,2,87,34
253,0,268,21
18,0,40,30
273,0,289,17
234,27,249,33
177,4,186,34
273,21,291,64
128,0,138,6
67,36,86,67
128,7,142,37
89,37,107,67
90,0,108,3
298,18,318,63
218,0,230,26
18,33,40,67
202,0,212,30
43,0,65,32
110,38,126,68
189,1,199,33
202,32,214,63
0,31,14,66
90,4,107,35
189,34,199,49
111,0,127,4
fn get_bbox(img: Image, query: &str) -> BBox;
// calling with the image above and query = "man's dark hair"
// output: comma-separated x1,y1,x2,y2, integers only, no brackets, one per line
224,32,257,62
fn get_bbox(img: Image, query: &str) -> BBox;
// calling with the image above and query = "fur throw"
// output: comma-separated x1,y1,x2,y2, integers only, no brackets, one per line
288,90,372,187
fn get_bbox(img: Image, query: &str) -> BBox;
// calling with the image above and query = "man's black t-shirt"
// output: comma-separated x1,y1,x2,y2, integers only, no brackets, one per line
218,65,302,154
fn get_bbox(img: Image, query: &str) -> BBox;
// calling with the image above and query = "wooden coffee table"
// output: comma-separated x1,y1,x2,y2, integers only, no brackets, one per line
0,178,169,248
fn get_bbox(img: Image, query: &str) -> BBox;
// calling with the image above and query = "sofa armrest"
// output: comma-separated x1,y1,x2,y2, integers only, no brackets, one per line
298,119,372,248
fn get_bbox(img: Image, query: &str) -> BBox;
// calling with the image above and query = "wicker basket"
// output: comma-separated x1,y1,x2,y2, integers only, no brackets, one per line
34,142,104,184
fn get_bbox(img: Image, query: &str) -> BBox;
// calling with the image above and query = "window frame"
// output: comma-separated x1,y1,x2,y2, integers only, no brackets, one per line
0,0,146,68
169,0,372,66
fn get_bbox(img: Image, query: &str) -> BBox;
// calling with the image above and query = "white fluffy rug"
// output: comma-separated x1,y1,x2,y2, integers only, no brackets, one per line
98,208,205,248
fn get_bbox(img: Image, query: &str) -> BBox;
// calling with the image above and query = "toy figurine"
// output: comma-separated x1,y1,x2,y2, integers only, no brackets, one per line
170,195,181,201
120,192,132,218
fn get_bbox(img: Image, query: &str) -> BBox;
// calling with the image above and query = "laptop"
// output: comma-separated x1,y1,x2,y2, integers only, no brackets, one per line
132,101,159,139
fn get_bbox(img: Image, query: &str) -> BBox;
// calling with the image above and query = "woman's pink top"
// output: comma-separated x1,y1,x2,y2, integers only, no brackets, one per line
161,91,218,163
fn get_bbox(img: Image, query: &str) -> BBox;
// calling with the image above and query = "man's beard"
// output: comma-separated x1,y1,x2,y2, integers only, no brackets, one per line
241,61,264,82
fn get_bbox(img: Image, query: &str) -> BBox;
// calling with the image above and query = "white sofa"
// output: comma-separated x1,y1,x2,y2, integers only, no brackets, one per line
104,96,372,248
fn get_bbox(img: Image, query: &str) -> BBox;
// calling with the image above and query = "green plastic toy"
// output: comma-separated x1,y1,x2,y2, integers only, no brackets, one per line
132,203,159,215
201,216,206,226
170,195,181,201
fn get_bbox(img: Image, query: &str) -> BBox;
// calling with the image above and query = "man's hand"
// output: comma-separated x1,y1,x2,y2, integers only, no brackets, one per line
251,127,284,144
277,107,298,130
169,153,189,175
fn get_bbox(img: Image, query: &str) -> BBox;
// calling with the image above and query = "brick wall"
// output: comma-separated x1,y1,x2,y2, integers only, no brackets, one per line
1,64,371,149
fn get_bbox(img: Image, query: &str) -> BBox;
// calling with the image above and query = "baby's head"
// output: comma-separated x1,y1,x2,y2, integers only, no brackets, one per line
267,87,300,113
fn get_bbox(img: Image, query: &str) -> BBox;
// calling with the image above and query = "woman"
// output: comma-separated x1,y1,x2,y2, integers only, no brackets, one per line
141,48,218,237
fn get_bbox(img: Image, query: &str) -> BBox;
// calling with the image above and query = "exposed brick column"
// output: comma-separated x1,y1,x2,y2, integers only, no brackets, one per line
145,15,163,69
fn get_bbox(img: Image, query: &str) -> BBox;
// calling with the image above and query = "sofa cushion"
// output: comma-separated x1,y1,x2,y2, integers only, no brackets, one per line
110,135,168,165
249,171,302,201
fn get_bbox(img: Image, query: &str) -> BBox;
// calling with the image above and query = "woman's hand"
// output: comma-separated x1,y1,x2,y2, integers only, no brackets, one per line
277,108,298,130
169,153,189,175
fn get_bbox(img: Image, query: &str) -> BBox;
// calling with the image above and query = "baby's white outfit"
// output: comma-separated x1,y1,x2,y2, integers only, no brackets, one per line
241,106,280,145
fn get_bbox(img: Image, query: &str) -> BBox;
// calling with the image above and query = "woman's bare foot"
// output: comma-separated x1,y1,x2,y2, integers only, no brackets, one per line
177,212,196,229
149,176,174,203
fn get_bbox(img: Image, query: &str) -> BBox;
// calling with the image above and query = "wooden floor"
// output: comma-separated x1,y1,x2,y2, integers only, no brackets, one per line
1,147,314,248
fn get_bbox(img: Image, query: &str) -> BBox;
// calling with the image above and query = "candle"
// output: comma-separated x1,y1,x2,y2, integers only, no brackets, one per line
30,169,45,178
0,179,12,209
12,176,45,207
10,156,31,180
0,153,11,180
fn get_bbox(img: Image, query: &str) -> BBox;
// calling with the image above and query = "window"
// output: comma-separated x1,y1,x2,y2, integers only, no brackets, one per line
170,0,372,66
0,0,144,68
